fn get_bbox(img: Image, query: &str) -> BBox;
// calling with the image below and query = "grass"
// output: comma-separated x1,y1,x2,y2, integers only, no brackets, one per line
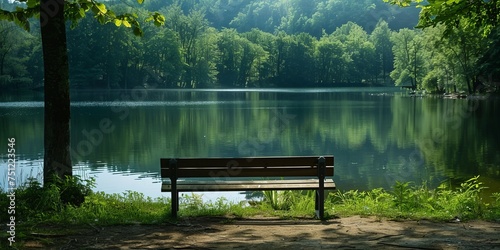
1,175,499,248
329,176,500,221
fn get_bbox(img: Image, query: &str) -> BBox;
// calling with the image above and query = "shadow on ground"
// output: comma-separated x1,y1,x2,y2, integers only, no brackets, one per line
10,216,500,249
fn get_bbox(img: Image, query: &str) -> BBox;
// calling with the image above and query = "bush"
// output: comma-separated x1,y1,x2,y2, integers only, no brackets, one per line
0,175,95,222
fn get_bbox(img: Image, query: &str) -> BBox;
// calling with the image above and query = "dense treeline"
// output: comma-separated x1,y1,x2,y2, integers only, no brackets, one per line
1,0,498,92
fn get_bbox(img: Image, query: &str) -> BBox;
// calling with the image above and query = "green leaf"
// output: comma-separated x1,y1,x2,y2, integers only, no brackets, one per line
78,8,85,18
96,3,107,14
154,20,163,27
92,3,107,15
97,14,105,24
122,20,131,28
27,0,38,8
106,10,116,19
22,19,30,32
91,5,100,15
146,12,165,27
80,3,91,12
137,0,144,4
114,19,122,27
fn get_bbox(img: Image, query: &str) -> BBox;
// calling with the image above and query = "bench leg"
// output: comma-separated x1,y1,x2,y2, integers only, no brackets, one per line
171,191,178,218
171,179,178,218
315,190,325,220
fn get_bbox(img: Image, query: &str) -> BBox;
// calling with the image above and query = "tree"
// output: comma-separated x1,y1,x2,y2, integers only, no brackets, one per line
217,28,243,87
419,26,453,93
384,0,500,37
144,27,183,87
332,22,376,84
370,19,393,84
385,0,499,92
315,34,343,85
243,29,274,86
0,0,165,185
39,0,72,183
190,27,219,87
390,28,424,89
477,27,500,90
163,5,209,87
0,21,33,88
275,33,316,87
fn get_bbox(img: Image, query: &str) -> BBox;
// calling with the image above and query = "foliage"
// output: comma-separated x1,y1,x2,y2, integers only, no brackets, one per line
390,28,423,88
0,0,420,89
0,0,165,35
178,193,242,217
53,175,94,206
60,191,170,224
384,0,500,37
1,0,498,92
261,190,293,210
385,0,500,92
0,175,95,223
1,176,498,233
331,176,499,221
260,190,316,214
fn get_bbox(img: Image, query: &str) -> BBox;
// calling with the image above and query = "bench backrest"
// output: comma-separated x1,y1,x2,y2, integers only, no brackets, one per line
160,156,334,179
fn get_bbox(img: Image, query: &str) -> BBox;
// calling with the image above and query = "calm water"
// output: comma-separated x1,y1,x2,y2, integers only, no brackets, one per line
1,88,499,201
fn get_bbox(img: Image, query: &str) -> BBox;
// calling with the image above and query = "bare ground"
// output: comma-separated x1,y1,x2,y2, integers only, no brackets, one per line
20,216,500,249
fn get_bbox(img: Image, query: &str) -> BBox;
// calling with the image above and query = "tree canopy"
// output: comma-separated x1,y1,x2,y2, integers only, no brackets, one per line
1,0,499,93
0,0,165,34
384,0,500,36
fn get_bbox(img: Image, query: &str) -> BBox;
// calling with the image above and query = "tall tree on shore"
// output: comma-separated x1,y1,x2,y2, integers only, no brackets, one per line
40,0,72,183
390,28,424,89
370,19,393,84
0,0,164,185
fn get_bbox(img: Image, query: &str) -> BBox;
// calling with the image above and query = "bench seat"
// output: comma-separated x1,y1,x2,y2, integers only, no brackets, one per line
162,178,336,192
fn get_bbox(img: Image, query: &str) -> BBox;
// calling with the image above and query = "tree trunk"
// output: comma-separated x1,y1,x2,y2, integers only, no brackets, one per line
41,0,72,185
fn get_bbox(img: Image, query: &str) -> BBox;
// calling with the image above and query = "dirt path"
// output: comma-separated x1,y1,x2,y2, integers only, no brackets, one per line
22,216,500,249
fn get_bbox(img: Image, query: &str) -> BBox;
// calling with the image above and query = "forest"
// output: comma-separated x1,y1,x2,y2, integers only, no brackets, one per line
0,0,499,93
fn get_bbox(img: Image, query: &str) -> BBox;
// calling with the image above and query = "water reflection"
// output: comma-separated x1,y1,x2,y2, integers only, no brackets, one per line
1,88,499,198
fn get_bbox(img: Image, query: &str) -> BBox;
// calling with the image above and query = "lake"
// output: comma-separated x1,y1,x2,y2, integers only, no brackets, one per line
1,88,499,202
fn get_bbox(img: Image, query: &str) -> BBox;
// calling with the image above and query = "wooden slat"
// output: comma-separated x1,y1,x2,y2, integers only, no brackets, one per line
161,156,333,168
161,167,333,178
161,179,336,192
160,156,334,178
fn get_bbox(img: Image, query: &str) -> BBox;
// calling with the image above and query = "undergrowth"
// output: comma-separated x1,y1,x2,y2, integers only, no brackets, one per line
329,176,500,221
1,175,499,229
1,175,499,249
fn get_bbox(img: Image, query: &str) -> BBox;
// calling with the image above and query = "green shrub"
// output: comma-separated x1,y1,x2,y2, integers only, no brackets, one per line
0,175,95,222
329,176,496,221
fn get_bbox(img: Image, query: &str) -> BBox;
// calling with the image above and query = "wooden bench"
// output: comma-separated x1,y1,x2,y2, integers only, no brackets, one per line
160,156,335,219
